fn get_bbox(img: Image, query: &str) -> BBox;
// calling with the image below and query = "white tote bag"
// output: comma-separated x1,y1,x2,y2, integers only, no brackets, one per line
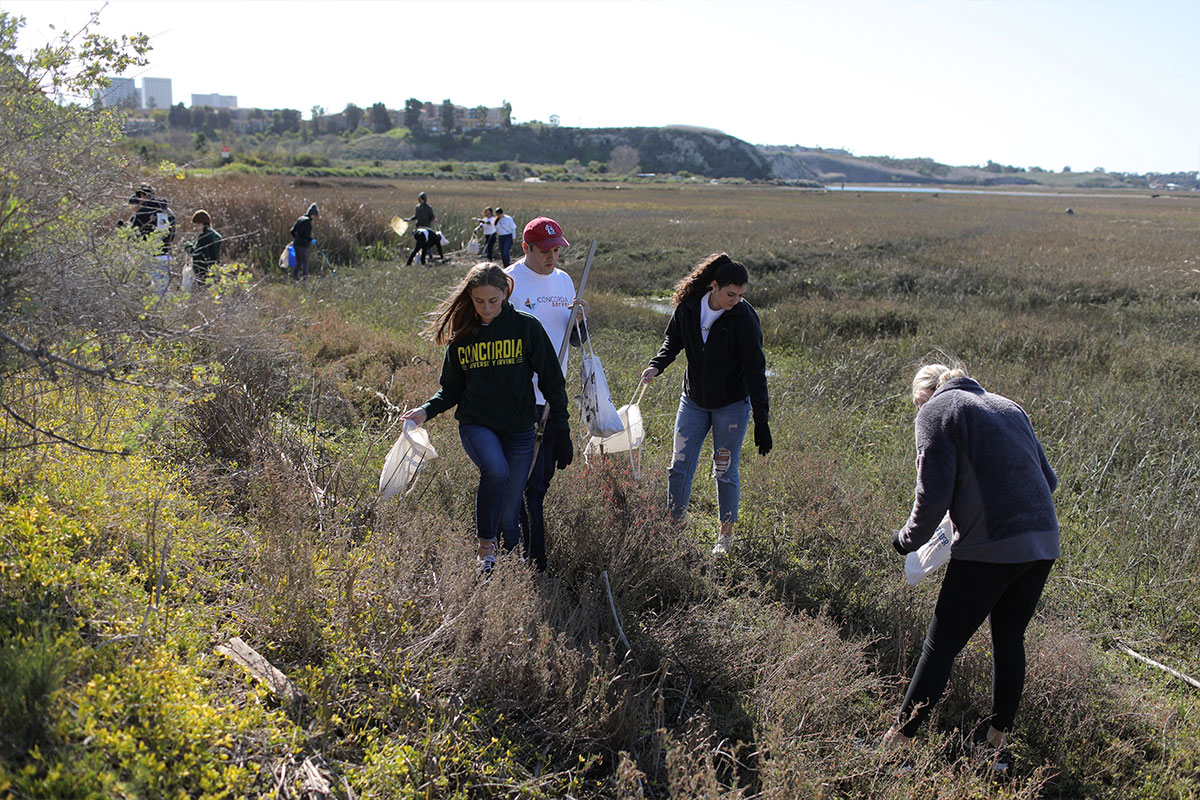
576,315,624,438
904,513,957,586
466,236,481,256
379,421,438,499
586,382,646,478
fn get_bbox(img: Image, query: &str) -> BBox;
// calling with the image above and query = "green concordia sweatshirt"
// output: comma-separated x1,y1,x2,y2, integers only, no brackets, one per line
422,302,569,436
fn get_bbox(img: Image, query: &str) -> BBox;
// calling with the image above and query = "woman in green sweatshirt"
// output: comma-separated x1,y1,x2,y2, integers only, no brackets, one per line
402,263,572,572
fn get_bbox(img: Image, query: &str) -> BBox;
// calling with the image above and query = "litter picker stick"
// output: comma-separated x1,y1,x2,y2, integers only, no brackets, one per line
529,239,598,473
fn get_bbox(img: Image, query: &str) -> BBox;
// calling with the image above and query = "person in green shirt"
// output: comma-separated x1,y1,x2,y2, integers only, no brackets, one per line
184,209,222,286
402,263,572,573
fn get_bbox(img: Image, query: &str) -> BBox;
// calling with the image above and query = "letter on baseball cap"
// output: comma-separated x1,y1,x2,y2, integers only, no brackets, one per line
522,217,570,251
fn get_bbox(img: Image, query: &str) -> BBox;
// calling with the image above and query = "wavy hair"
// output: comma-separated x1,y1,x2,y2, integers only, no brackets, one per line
423,262,513,346
671,252,750,306
912,362,968,405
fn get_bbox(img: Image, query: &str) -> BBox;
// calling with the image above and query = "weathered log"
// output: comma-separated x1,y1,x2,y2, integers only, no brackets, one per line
216,636,306,706
1115,641,1200,691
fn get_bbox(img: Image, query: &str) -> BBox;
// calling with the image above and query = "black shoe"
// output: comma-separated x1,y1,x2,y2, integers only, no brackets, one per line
965,728,1013,777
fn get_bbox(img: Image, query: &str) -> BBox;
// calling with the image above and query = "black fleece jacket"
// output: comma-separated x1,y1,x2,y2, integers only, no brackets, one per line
422,302,569,436
648,294,769,424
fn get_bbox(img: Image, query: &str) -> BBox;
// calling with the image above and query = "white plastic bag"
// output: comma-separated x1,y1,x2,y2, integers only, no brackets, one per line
904,513,957,586
379,420,438,499
586,382,646,478
181,263,195,292
466,237,481,256
439,232,450,247
576,316,624,438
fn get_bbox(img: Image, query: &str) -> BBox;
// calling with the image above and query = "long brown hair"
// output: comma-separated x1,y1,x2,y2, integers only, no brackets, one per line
423,263,514,346
671,252,750,306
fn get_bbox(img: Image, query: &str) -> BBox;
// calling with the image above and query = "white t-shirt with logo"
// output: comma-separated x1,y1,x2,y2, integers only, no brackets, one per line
699,291,726,343
506,260,578,404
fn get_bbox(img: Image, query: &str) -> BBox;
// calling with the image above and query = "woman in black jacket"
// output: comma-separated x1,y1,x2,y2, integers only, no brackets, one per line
641,253,771,556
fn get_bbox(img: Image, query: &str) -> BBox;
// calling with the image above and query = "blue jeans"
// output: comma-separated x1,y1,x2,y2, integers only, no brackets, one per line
519,407,558,571
667,395,750,524
498,234,514,267
459,424,536,551
151,254,172,296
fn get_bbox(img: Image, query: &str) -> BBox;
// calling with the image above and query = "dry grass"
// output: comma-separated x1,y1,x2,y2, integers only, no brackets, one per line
10,174,1199,798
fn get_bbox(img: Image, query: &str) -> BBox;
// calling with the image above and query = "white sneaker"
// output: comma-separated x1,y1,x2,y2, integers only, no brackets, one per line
711,534,733,557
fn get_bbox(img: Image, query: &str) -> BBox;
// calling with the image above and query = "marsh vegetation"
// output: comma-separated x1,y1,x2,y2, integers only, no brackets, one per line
5,170,1200,798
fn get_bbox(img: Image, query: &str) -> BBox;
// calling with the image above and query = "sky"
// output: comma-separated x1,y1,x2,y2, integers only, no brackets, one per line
4,0,1198,175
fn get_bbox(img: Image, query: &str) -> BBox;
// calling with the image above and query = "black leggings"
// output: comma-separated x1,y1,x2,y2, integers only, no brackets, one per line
898,558,1054,737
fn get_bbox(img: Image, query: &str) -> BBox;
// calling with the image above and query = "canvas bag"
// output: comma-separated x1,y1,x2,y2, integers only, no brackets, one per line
904,513,957,586
585,382,646,479
575,312,624,438
379,421,438,499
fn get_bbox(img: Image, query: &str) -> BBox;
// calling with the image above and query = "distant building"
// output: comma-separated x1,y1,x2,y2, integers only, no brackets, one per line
123,117,158,134
229,107,270,135
94,76,137,109
417,101,505,134
141,77,172,110
191,93,238,109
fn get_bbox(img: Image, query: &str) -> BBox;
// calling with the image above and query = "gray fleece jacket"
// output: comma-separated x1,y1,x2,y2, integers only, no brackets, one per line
894,377,1060,563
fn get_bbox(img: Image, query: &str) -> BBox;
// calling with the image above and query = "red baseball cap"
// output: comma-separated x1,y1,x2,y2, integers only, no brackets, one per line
522,217,570,250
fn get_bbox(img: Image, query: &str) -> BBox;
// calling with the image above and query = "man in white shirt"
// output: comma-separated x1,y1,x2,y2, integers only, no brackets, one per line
505,217,586,571
493,208,518,266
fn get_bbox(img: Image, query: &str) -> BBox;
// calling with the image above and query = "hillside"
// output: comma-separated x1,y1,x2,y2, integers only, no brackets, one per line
354,124,774,179
763,145,1039,186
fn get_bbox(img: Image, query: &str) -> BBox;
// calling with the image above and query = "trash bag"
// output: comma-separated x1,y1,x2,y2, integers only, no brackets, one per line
439,232,450,247
904,513,957,585
586,382,646,478
379,421,438,499
181,263,195,292
466,237,481,256
576,314,624,438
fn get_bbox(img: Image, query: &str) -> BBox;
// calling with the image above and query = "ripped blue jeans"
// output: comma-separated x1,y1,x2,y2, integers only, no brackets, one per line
666,395,750,524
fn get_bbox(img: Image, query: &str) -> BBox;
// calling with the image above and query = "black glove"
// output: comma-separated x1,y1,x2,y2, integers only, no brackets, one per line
754,420,773,456
892,530,909,555
552,427,574,470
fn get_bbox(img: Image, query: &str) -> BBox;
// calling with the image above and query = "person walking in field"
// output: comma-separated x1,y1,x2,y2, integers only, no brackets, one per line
184,209,222,287
401,263,572,574
493,207,517,267
883,363,1059,771
505,217,586,572
406,191,437,229
289,203,318,280
640,252,771,556
126,184,176,295
474,206,497,261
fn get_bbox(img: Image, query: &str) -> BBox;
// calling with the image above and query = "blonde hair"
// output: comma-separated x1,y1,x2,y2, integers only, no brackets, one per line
422,262,513,346
912,363,967,405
